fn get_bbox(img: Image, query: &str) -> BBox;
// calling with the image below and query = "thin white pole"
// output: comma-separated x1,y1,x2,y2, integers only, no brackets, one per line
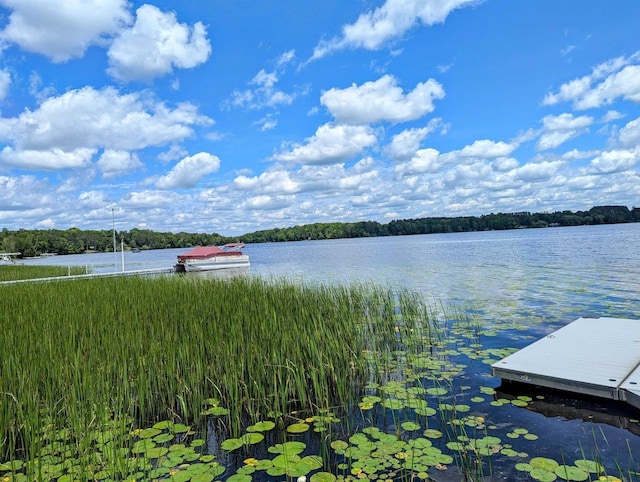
121,236,125,272
112,208,117,272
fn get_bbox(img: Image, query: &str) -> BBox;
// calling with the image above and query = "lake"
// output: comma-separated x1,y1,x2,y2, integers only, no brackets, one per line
21,223,640,479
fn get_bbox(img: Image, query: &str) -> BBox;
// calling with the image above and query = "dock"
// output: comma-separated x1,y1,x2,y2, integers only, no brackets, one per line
491,317,640,410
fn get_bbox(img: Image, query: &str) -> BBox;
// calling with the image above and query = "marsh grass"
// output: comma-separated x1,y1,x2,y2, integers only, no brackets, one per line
0,275,436,475
0,265,88,282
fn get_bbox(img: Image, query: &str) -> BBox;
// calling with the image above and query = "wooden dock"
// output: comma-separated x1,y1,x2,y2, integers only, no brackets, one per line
491,317,640,410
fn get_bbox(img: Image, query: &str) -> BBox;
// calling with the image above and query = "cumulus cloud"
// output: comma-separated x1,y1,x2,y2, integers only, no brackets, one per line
0,146,95,170
226,51,302,111
97,150,143,179
273,123,377,165
234,170,300,194
0,86,212,153
385,120,442,161
395,148,442,175
310,0,479,61
0,69,11,101
0,0,131,62
588,148,640,174
618,116,640,147
458,139,517,158
321,75,445,124
514,160,563,182
0,174,52,211
107,4,211,82
78,190,109,209
537,113,593,151
155,152,221,189
121,189,182,208
543,51,640,109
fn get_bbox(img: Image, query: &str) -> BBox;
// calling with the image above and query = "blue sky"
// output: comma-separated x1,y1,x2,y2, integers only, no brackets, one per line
0,0,639,235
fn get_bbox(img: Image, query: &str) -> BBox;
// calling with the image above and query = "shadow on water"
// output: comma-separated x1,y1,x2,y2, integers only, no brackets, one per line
496,382,640,437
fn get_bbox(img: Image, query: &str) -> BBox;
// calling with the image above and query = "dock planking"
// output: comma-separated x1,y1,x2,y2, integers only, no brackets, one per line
491,317,640,410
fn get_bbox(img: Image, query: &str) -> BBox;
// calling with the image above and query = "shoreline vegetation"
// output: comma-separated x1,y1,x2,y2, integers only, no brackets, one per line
1,274,636,481
1,205,638,258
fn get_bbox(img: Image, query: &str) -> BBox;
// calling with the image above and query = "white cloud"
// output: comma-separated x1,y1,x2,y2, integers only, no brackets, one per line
514,160,563,182
602,110,624,122
619,116,640,147
537,113,593,151
227,62,299,110
395,148,441,174
243,195,294,210
273,123,377,165
588,148,640,174
78,190,108,209
310,0,479,61
121,190,182,208
0,69,11,100
107,4,211,82
0,146,95,170
459,139,517,158
385,120,442,161
0,174,52,210
155,152,221,189
97,150,143,179
234,170,299,194
0,86,212,152
321,75,445,124
543,52,640,109
0,0,131,62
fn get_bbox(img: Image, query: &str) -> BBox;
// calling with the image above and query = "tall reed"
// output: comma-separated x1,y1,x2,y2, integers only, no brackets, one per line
0,275,434,469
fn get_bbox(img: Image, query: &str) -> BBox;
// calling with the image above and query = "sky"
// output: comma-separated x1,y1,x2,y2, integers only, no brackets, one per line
0,1,639,236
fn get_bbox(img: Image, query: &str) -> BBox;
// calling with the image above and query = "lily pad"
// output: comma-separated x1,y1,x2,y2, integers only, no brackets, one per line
220,438,244,451
287,422,310,434
310,472,337,482
400,421,421,431
530,468,557,481
555,465,589,481
573,459,604,473
530,457,559,472
247,421,276,432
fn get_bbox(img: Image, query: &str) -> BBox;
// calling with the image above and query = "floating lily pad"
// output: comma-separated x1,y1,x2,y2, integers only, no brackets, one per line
144,446,168,459
310,472,337,482
555,465,588,481
530,468,557,481
426,387,447,396
247,421,275,432
423,429,442,439
287,422,310,433
241,432,264,445
153,433,174,444
268,441,306,456
573,459,604,473
138,428,162,439
220,438,243,451
400,421,421,431
530,457,559,472
226,474,252,482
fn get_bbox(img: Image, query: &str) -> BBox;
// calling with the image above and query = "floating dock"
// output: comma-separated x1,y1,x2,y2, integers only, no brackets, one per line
491,317,640,410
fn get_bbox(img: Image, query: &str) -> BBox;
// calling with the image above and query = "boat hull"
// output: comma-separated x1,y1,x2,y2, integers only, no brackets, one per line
176,254,250,272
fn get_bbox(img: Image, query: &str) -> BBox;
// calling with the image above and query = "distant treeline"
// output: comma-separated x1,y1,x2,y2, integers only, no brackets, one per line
1,205,638,258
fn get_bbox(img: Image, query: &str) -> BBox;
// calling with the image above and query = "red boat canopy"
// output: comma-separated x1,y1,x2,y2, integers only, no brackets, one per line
177,246,243,262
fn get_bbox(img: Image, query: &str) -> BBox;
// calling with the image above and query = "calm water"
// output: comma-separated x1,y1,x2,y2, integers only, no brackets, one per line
21,223,640,479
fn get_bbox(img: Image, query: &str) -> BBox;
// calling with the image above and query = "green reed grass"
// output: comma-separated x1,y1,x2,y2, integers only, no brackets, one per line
0,265,88,282
0,275,437,468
